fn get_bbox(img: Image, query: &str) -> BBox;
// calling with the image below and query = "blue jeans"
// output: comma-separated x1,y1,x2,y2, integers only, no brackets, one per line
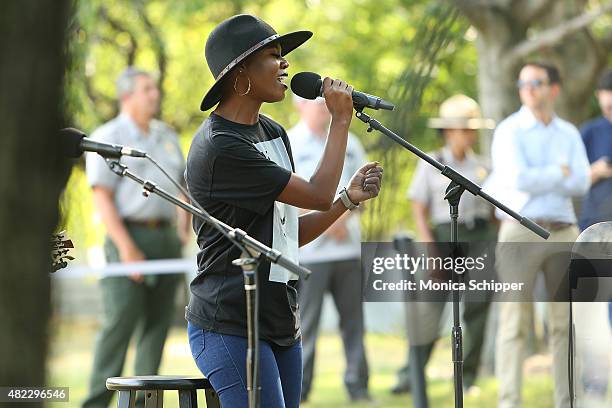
187,322,302,408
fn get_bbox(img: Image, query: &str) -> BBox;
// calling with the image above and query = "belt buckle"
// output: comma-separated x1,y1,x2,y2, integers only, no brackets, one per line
551,222,571,231
144,219,161,228
535,220,571,232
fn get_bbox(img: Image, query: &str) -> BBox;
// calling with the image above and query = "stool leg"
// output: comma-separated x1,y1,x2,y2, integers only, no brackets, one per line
117,390,136,408
204,388,221,408
178,389,197,408
144,389,163,408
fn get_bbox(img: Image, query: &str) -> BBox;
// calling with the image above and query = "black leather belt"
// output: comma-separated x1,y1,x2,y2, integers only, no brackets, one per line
463,218,490,230
533,220,574,232
123,219,170,228
437,218,490,231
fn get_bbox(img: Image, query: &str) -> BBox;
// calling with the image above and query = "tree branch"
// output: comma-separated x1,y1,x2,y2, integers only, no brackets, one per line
83,72,116,121
513,0,556,24
599,28,612,52
507,2,612,62
134,0,167,116
454,0,497,31
454,0,522,34
98,6,138,66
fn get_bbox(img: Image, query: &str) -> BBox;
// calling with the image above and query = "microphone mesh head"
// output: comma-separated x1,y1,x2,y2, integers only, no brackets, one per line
290,72,322,100
60,127,86,158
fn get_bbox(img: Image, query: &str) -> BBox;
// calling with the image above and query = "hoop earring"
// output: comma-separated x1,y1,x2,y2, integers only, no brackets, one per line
233,75,251,96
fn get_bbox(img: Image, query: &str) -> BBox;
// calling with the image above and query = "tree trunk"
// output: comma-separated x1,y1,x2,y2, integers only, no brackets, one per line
474,10,527,154
0,0,70,403
539,0,606,124
456,0,610,154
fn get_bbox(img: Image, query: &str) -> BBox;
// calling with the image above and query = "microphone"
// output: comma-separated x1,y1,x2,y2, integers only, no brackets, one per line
290,71,395,111
60,127,146,158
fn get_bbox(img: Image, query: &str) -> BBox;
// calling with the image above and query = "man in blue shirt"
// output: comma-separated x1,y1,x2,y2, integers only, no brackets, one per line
578,69,612,397
579,69,612,230
486,62,590,408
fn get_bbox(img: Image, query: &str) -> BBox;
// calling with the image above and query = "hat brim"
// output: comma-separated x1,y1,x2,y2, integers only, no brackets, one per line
427,117,496,130
200,30,313,111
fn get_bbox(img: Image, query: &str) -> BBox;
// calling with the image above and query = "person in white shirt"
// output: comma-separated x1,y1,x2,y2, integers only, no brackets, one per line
486,62,590,408
84,67,190,408
288,96,370,403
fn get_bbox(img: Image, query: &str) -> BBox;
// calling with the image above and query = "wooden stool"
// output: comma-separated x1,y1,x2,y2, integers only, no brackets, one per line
106,375,220,408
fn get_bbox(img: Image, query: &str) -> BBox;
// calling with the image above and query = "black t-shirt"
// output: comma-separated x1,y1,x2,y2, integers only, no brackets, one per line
185,113,301,346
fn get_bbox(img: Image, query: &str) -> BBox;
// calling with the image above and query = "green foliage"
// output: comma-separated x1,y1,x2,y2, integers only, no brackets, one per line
62,0,479,252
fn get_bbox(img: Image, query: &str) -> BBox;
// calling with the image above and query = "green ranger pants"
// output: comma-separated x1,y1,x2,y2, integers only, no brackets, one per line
82,224,183,408
396,221,497,404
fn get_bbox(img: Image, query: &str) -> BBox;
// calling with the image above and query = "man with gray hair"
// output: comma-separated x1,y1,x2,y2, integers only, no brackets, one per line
83,67,190,407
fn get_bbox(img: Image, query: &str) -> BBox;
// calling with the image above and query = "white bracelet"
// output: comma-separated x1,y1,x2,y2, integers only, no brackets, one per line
339,187,359,211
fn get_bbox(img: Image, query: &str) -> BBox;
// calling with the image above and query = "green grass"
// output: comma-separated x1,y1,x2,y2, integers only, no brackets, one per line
47,319,556,407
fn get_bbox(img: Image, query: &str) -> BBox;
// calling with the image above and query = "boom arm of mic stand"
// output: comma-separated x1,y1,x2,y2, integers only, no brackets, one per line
105,160,311,279
353,109,550,240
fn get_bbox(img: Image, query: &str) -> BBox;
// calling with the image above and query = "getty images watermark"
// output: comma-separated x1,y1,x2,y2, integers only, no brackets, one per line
371,251,524,293
361,241,612,302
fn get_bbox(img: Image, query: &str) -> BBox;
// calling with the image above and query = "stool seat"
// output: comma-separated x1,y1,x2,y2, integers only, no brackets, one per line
106,375,220,408
106,376,211,391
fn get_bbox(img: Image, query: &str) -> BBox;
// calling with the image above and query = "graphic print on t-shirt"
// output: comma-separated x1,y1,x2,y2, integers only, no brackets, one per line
253,138,299,283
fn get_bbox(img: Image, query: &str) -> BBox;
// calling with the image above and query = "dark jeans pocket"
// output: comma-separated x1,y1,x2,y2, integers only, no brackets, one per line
188,322,206,360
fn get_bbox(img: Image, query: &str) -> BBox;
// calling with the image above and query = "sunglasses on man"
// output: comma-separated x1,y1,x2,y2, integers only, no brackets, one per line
516,79,549,89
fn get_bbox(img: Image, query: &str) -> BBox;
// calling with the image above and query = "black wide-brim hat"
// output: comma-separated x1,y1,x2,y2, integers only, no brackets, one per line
200,14,312,111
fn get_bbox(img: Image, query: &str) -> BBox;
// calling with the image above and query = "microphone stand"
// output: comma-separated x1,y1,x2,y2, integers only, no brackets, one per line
104,159,310,408
233,255,261,408
353,106,550,408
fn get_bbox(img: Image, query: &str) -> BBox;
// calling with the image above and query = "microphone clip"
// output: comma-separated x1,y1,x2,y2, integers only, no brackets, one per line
105,159,127,176
355,110,373,132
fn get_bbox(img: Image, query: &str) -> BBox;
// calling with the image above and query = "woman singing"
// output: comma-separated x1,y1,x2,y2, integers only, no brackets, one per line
185,14,383,407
